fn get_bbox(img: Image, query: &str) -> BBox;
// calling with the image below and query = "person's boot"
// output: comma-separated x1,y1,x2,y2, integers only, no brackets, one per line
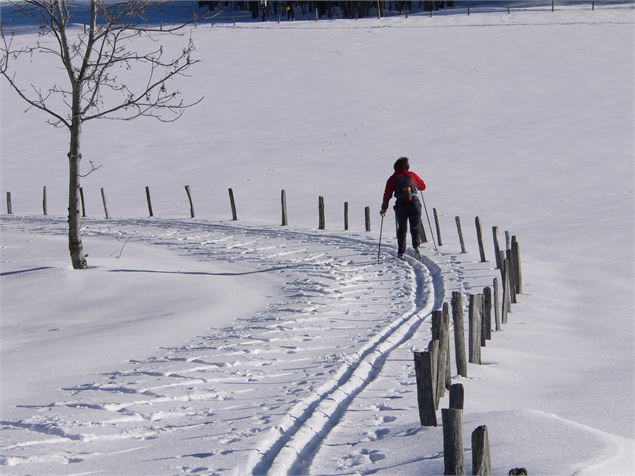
414,247,421,260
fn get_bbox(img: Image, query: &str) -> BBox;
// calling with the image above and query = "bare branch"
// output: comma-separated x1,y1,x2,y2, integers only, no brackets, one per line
78,160,103,177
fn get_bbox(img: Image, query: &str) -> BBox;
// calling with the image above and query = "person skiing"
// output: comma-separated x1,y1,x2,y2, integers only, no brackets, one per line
380,157,427,260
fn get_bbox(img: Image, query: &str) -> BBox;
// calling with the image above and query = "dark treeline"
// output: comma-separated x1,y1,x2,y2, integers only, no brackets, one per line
198,1,456,20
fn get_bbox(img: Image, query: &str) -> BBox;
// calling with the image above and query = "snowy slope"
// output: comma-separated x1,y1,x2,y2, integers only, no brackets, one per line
1,4,634,475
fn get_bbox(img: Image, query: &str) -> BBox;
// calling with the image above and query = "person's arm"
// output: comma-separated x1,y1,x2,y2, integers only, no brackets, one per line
381,175,395,213
411,172,426,192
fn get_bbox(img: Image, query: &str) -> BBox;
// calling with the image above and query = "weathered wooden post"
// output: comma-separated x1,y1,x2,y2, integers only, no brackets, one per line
318,196,325,230
468,294,482,364
472,425,491,476
551,0,555,12
449,383,464,410
434,310,449,401
414,351,437,426
506,249,517,304
228,188,237,221
512,236,522,294
443,302,451,390
483,287,492,342
428,338,439,408
442,409,465,475
505,230,511,251
365,206,371,232
281,190,288,226
452,291,467,377
433,208,443,246
79,187,86,217
6,192,12,214
100,187,110,219
456,216,467,253
492,226,502,269
42,186,47,215
502,257,511,323
475,217,486,262
493,277,501,331
344,202,349,230
184,185,195,218
145,186,153,217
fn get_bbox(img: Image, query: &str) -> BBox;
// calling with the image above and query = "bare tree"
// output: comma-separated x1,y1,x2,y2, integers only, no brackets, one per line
1,0,201,269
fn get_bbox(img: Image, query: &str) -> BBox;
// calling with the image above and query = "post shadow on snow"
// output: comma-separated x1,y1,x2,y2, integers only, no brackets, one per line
0,266,53,277
108,264,305,277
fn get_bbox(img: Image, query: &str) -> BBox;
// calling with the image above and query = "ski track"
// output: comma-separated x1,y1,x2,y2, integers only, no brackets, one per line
0,216,476,475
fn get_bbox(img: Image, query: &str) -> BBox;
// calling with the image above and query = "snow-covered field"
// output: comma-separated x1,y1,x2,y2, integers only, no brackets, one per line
1,4,633,475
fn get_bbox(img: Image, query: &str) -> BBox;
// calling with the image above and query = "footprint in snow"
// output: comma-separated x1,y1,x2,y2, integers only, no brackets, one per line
361,448,386,463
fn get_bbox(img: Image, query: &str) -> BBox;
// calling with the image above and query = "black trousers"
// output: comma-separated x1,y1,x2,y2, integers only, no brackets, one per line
394,198,424,255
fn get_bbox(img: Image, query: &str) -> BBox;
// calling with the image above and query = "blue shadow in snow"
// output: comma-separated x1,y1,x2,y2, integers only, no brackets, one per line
109,264,302,277
1,266,53,277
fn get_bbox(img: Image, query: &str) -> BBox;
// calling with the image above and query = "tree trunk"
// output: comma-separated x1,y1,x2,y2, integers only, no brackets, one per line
68,95,87,269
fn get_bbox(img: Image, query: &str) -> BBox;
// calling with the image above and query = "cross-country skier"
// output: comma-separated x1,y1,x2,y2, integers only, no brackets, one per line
380,157,427,260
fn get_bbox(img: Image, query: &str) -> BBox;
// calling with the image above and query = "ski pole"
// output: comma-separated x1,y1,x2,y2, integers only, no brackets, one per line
420,191,438,253
377,214,384,264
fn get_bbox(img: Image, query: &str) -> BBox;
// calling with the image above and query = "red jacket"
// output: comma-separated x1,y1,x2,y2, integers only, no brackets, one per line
382,170,426,211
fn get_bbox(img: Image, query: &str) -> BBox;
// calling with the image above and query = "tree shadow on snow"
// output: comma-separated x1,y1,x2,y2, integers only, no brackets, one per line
108,264,304,277
0,266,53,277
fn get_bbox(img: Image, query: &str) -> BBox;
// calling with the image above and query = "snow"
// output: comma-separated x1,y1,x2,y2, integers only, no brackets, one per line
1,3,634,475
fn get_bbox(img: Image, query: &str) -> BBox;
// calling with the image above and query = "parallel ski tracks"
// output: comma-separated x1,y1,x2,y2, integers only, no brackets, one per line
1,216,443,474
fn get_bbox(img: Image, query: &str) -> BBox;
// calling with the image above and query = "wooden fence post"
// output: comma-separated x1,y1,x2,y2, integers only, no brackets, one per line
468,294,482,364
184,185,195,218
281,189,288,226
552,0,555,12
344,202,349,230
456,216,467,253
318,196,325,230
483,287,492,342
512,236,522,294
42,186,47,215
6,192,12,214
428,338,440,408
493,278,501,331
228,188,237,220
433,208,443,246
475,217,486,262
505,230,511,251
442,409,465,476
79,186,86,217
492,226,501,269
472,425,491,476
452,291,467,377
443,302,451,390
449,383,464,410
414,351,437,426
145,186,153,217
506,249,517,304
100,187,109,219
365,206,371,232
434,310,450,401
502,257,511,323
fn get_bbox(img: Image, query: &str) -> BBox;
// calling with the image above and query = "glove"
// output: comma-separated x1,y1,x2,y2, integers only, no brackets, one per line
379,210,386,218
